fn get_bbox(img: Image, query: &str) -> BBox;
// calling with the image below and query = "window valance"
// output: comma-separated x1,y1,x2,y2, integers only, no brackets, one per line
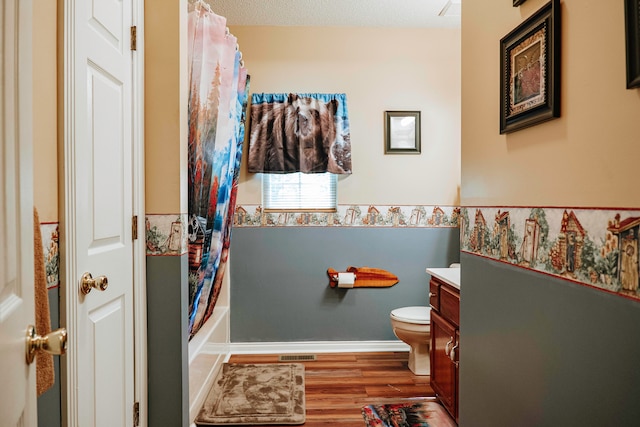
247,93,352,174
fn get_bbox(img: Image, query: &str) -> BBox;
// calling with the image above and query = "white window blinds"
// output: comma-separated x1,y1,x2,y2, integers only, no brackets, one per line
262,172,337,211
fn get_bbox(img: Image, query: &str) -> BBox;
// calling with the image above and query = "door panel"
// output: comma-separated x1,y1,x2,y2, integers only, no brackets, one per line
65,0,134,425
0,0,36,425
91,296,126,426
90,0,124,48
88,64,125,245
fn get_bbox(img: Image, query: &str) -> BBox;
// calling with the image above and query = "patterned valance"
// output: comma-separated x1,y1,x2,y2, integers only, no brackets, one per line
248,93,352,174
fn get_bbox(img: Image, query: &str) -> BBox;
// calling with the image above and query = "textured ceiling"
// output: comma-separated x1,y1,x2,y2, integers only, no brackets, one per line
206,0,461,28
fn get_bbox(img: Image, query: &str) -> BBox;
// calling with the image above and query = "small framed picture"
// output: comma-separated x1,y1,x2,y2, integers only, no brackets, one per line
625,0,640,88
384,111,421,154
500,0,560,134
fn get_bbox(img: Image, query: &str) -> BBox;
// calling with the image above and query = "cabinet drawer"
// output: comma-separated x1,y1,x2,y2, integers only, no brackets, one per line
429,279,440,310
440,285,459,326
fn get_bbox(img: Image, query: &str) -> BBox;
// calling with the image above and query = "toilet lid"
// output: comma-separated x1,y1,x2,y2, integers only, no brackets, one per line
390,306,431,324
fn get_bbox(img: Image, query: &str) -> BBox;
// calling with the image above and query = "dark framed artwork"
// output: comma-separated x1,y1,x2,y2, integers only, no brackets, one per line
625,0,640,88
384,111,421,154
513,0,528,6
500,0,560,134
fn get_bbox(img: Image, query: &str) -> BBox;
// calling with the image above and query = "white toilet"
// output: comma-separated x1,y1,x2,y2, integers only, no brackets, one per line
390,306,431,375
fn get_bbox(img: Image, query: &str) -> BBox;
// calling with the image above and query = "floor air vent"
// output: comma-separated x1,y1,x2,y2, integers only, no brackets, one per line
278,354,317,362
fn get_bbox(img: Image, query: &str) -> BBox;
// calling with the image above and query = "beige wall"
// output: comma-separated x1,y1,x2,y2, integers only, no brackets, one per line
462,0,640,208
230,26,461,206
38,0,190,220
38,0,191,220
33,2,58,222
34,12,461,221
144,0,188,214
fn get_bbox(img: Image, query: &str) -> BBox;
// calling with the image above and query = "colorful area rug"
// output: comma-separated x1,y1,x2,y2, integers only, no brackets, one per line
361,399,456,427
195,363,305,426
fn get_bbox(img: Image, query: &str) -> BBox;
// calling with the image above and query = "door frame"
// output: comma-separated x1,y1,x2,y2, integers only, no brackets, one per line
59,1,147,425
132,0,147,425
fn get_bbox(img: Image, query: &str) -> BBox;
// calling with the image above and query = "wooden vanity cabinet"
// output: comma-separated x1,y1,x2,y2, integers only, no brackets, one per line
429,277,460,423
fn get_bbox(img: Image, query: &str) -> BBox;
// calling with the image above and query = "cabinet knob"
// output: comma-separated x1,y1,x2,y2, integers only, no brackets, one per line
429,292,436,298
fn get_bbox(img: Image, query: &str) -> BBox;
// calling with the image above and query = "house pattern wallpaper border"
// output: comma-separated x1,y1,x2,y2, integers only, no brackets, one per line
145,214,188,256
140,206,640,303
41,223,59,289
233,204,461,228
144,207,458,256
460,207,640,302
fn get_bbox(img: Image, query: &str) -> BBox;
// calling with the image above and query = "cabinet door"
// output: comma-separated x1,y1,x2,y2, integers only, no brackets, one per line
454,330,460,422
431,310,457,418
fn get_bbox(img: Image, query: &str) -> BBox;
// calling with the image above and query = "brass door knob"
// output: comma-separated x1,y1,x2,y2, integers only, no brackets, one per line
80,272,109,295
25,325,67,364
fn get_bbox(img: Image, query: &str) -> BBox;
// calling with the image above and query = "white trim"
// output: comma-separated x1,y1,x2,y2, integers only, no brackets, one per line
188,307,230,424
229,340,409,355
60,0,79,424
188,306,230,364
189,350,226,423
131,1,147,426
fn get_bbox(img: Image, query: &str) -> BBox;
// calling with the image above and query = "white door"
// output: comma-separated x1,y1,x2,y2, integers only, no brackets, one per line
62,0,136,425
0,0,37,425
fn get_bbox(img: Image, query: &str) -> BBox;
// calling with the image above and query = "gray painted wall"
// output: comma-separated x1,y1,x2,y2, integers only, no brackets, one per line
37,287,61,427
229,227,460,342
459,253,640,426
146,255,189,427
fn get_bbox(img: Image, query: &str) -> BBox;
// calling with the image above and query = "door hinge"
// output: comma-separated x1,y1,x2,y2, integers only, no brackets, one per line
131,26,137,51
132,215,138,240
133,401,140,426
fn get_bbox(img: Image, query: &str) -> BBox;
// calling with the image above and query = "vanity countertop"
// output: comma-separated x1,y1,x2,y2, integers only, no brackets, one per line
426,267,461,290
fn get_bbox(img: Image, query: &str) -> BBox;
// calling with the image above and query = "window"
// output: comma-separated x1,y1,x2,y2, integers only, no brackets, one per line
262,172,337,211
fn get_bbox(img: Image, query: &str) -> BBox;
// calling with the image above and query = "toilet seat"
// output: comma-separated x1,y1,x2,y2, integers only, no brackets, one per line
390,306,431,324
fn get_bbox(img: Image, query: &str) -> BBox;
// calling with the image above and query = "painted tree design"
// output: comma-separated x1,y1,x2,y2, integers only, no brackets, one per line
529,208,550,250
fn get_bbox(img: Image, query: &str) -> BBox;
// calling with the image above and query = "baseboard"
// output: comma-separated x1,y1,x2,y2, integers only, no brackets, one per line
228,340,409,355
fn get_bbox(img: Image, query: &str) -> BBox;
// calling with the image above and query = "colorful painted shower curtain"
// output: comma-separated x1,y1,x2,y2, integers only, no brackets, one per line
248,93,352,174
187,1,249,338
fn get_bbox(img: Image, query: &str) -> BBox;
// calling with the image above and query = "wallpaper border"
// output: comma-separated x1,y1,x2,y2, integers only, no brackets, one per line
233,204,460,228
145,205,640,305
460,206,640,303
40,222,59,289
145,214,188,256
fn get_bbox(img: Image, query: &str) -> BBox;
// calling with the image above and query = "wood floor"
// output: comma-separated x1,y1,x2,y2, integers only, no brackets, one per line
227,351,436,427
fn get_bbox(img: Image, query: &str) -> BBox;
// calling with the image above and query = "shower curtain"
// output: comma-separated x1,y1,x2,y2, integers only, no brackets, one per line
187,1,249,338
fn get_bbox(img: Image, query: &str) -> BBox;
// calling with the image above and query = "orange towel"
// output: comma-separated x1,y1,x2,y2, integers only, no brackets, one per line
34,208,54,396
327,266,399,288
